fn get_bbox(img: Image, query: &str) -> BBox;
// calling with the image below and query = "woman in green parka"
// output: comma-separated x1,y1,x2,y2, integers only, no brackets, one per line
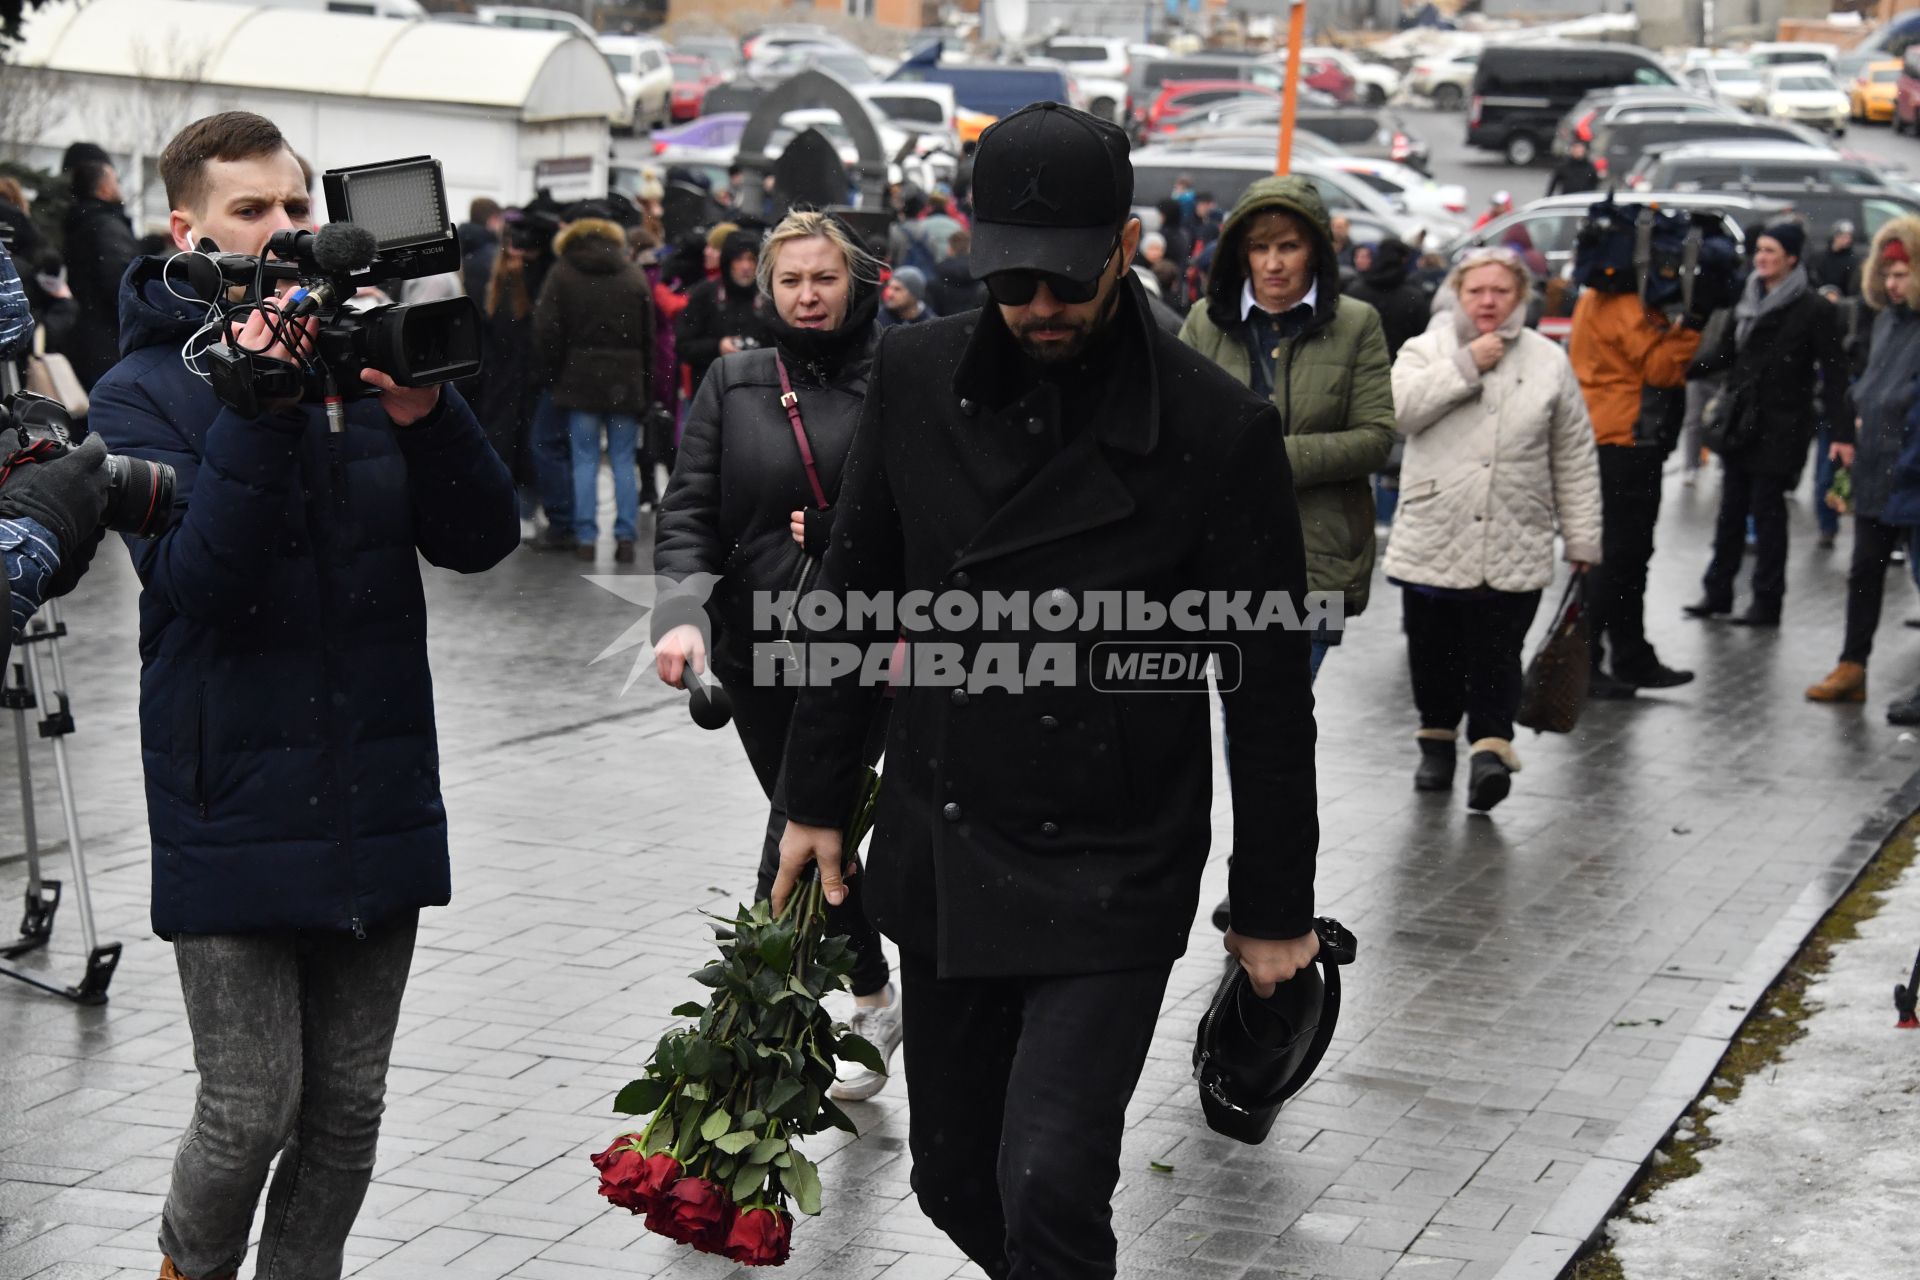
1179,175,1397,677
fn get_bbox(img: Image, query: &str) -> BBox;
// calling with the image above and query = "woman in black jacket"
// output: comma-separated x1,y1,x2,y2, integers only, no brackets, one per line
674,230,770,396
650,211,899,1101
1685,222,1850,627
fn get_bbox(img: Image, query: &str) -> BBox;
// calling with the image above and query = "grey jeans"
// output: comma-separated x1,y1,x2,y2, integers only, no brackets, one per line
160,912,417,1280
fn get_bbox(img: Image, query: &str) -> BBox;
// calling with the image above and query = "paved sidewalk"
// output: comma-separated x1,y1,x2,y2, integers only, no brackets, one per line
2,464,1916,1280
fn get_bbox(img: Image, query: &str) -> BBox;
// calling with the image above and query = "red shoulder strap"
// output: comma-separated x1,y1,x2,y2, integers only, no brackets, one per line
775,354,829,512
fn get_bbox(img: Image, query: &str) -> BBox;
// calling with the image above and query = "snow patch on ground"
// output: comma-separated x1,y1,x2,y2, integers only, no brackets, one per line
1612,855,1920,1280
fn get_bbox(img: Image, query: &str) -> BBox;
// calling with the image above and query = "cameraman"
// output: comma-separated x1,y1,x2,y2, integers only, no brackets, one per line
1,239,112,667
87,112,519,1280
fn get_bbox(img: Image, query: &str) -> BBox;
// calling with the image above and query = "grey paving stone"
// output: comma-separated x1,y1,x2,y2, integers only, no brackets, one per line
4,468,1914,1280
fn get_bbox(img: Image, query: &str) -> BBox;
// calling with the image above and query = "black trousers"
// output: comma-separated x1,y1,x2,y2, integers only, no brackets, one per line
899,951,1174,1279
1842,515,1907,665
1402,587,1542,744
1589,445,1664,676
727,670,891,998
1703,460,1791,614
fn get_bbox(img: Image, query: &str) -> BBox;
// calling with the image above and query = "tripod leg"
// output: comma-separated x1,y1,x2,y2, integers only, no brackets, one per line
2,662,58,960
20,616,98,959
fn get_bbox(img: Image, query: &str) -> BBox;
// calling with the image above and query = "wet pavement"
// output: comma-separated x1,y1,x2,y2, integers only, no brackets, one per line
2,458,1916,1280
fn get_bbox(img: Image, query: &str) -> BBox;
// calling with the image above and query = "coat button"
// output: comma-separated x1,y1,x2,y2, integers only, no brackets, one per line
951,688,969,706
943,802,963,822
1041,821,1060,836
1040,714,1060,730
952,570,972,589
1026,415,1046,434
959,398,977,416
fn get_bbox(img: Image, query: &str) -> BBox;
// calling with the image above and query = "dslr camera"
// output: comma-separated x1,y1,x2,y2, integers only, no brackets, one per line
180,157,484,419
1,382,175,539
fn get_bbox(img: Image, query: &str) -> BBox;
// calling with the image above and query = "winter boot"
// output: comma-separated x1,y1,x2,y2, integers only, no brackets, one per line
1466,738,1520,813
1414,729,1457,792
1806,661,1867,704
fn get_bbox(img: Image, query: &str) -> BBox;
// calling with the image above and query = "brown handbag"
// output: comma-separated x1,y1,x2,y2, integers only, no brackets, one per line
1517,574,1590,734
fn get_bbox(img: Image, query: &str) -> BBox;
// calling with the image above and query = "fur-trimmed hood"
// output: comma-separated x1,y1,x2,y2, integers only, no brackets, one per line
1862,215,1920,312
553,217,630,274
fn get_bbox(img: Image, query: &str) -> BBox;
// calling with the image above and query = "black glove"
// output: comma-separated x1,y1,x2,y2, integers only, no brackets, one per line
0,433,111,562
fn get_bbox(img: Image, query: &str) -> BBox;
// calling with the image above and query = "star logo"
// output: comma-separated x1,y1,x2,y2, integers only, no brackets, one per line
1009,162,1060,215
581,573,722,695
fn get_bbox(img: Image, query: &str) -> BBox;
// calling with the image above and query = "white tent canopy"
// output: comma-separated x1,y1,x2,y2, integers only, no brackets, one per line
13,0,623,122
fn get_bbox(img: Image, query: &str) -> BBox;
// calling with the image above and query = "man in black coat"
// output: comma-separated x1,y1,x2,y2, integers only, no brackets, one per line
1546,140,1600,197
1812,220,1861,298
772,103,1321,1278
61,158,139,389
1343,236,1429,360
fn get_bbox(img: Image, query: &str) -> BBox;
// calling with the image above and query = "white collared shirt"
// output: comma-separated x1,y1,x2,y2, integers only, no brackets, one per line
1241,278,1318,323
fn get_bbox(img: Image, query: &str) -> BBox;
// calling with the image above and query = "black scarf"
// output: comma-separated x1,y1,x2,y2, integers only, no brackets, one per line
766,282,880,385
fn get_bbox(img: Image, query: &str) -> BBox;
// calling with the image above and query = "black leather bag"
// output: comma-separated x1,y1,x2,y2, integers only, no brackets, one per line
1194,918,1357,1145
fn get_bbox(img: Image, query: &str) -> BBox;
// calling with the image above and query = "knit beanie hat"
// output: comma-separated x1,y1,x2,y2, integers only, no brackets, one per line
1761,220,1806,262
889,266,928,302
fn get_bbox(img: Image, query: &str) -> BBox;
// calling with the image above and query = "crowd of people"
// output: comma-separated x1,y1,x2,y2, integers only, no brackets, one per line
7,94,1920,1280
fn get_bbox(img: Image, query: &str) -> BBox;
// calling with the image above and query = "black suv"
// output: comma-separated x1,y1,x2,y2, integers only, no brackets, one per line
1469,42,1679,166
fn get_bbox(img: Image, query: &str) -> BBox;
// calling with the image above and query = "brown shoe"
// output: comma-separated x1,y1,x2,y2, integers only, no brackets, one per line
573,543,596,562
161,1258,237,1280
1806,661,1867,703
614,539,636,564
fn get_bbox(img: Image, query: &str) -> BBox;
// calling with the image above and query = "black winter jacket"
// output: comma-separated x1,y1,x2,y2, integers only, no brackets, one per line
531,219,656,415
1342,240,1429,360
675,274,770,395
653,293,879,674
62,196,138,388
1692,284,1850,482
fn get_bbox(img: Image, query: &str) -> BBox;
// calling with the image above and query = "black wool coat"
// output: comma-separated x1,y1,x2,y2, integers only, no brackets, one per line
783,278,1320,979
675,275,771,396
1692,285,1850,482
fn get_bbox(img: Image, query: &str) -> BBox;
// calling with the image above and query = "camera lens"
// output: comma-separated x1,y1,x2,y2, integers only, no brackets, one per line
103,454,176,539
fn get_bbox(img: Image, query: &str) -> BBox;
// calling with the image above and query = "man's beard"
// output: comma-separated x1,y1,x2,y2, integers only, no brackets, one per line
1013,275,1124,365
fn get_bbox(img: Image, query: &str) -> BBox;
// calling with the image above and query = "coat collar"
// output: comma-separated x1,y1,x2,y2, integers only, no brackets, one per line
950,274,1161,457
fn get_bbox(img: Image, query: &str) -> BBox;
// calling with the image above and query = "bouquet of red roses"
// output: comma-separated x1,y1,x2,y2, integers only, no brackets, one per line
591,768,884,1266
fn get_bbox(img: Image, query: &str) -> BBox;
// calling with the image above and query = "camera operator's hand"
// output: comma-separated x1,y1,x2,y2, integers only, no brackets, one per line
231,298,316,415
0,434,110,561
359,369,441,428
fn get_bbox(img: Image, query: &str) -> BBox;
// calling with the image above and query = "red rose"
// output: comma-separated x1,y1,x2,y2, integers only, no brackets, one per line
643,1176,732,1251
590,1136,654,1213
720,1206,793,1266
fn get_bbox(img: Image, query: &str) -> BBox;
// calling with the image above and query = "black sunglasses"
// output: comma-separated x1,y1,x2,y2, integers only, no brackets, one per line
984,231,1123,307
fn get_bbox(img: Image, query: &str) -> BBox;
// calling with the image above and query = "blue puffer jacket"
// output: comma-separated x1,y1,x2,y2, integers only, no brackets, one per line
91,258,520,937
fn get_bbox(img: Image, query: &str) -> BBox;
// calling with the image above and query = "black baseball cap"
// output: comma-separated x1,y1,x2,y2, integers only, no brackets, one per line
969,101,1134,284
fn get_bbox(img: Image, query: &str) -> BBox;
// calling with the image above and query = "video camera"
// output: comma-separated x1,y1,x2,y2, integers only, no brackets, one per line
177,156,483,421
0,381,175,540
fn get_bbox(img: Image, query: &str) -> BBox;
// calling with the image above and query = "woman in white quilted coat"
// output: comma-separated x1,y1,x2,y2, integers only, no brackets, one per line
1384,248,1604,812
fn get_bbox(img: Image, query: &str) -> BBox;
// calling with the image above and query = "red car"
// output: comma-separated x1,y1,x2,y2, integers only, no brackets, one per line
669,55,724,122
1144,80,1283,133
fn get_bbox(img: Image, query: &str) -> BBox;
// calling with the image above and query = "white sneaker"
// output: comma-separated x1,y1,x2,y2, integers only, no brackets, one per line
830,984,902,1102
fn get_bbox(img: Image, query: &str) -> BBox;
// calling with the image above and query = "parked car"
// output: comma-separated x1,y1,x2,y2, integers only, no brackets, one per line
1145,81,1283,133
1161,100,1429,171
1321,156,1469,224
465,3,595,39
1851,59,1902,123
749,43,878,84
1745,41,1840,72
674,35,742,73
741,24,845,61
887,46,1072,120
1626,140,1884,192
1469,42,1680,166
1408,47,1478,110
1144,128,1342,161
1128,151,1458,245
1735,182,1920,239
1305,46,1399,107
1135,54,1350,108
1444,190,1759,277
1553,87,1744,158
600,34,674,132
1042,36,1133,122
669,55,725,122
1592,113,1821,183
1758,64,1848,134
1682,56,1766,111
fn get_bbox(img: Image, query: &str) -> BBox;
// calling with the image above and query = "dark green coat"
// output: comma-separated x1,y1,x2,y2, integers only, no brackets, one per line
1178,176,1395,616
